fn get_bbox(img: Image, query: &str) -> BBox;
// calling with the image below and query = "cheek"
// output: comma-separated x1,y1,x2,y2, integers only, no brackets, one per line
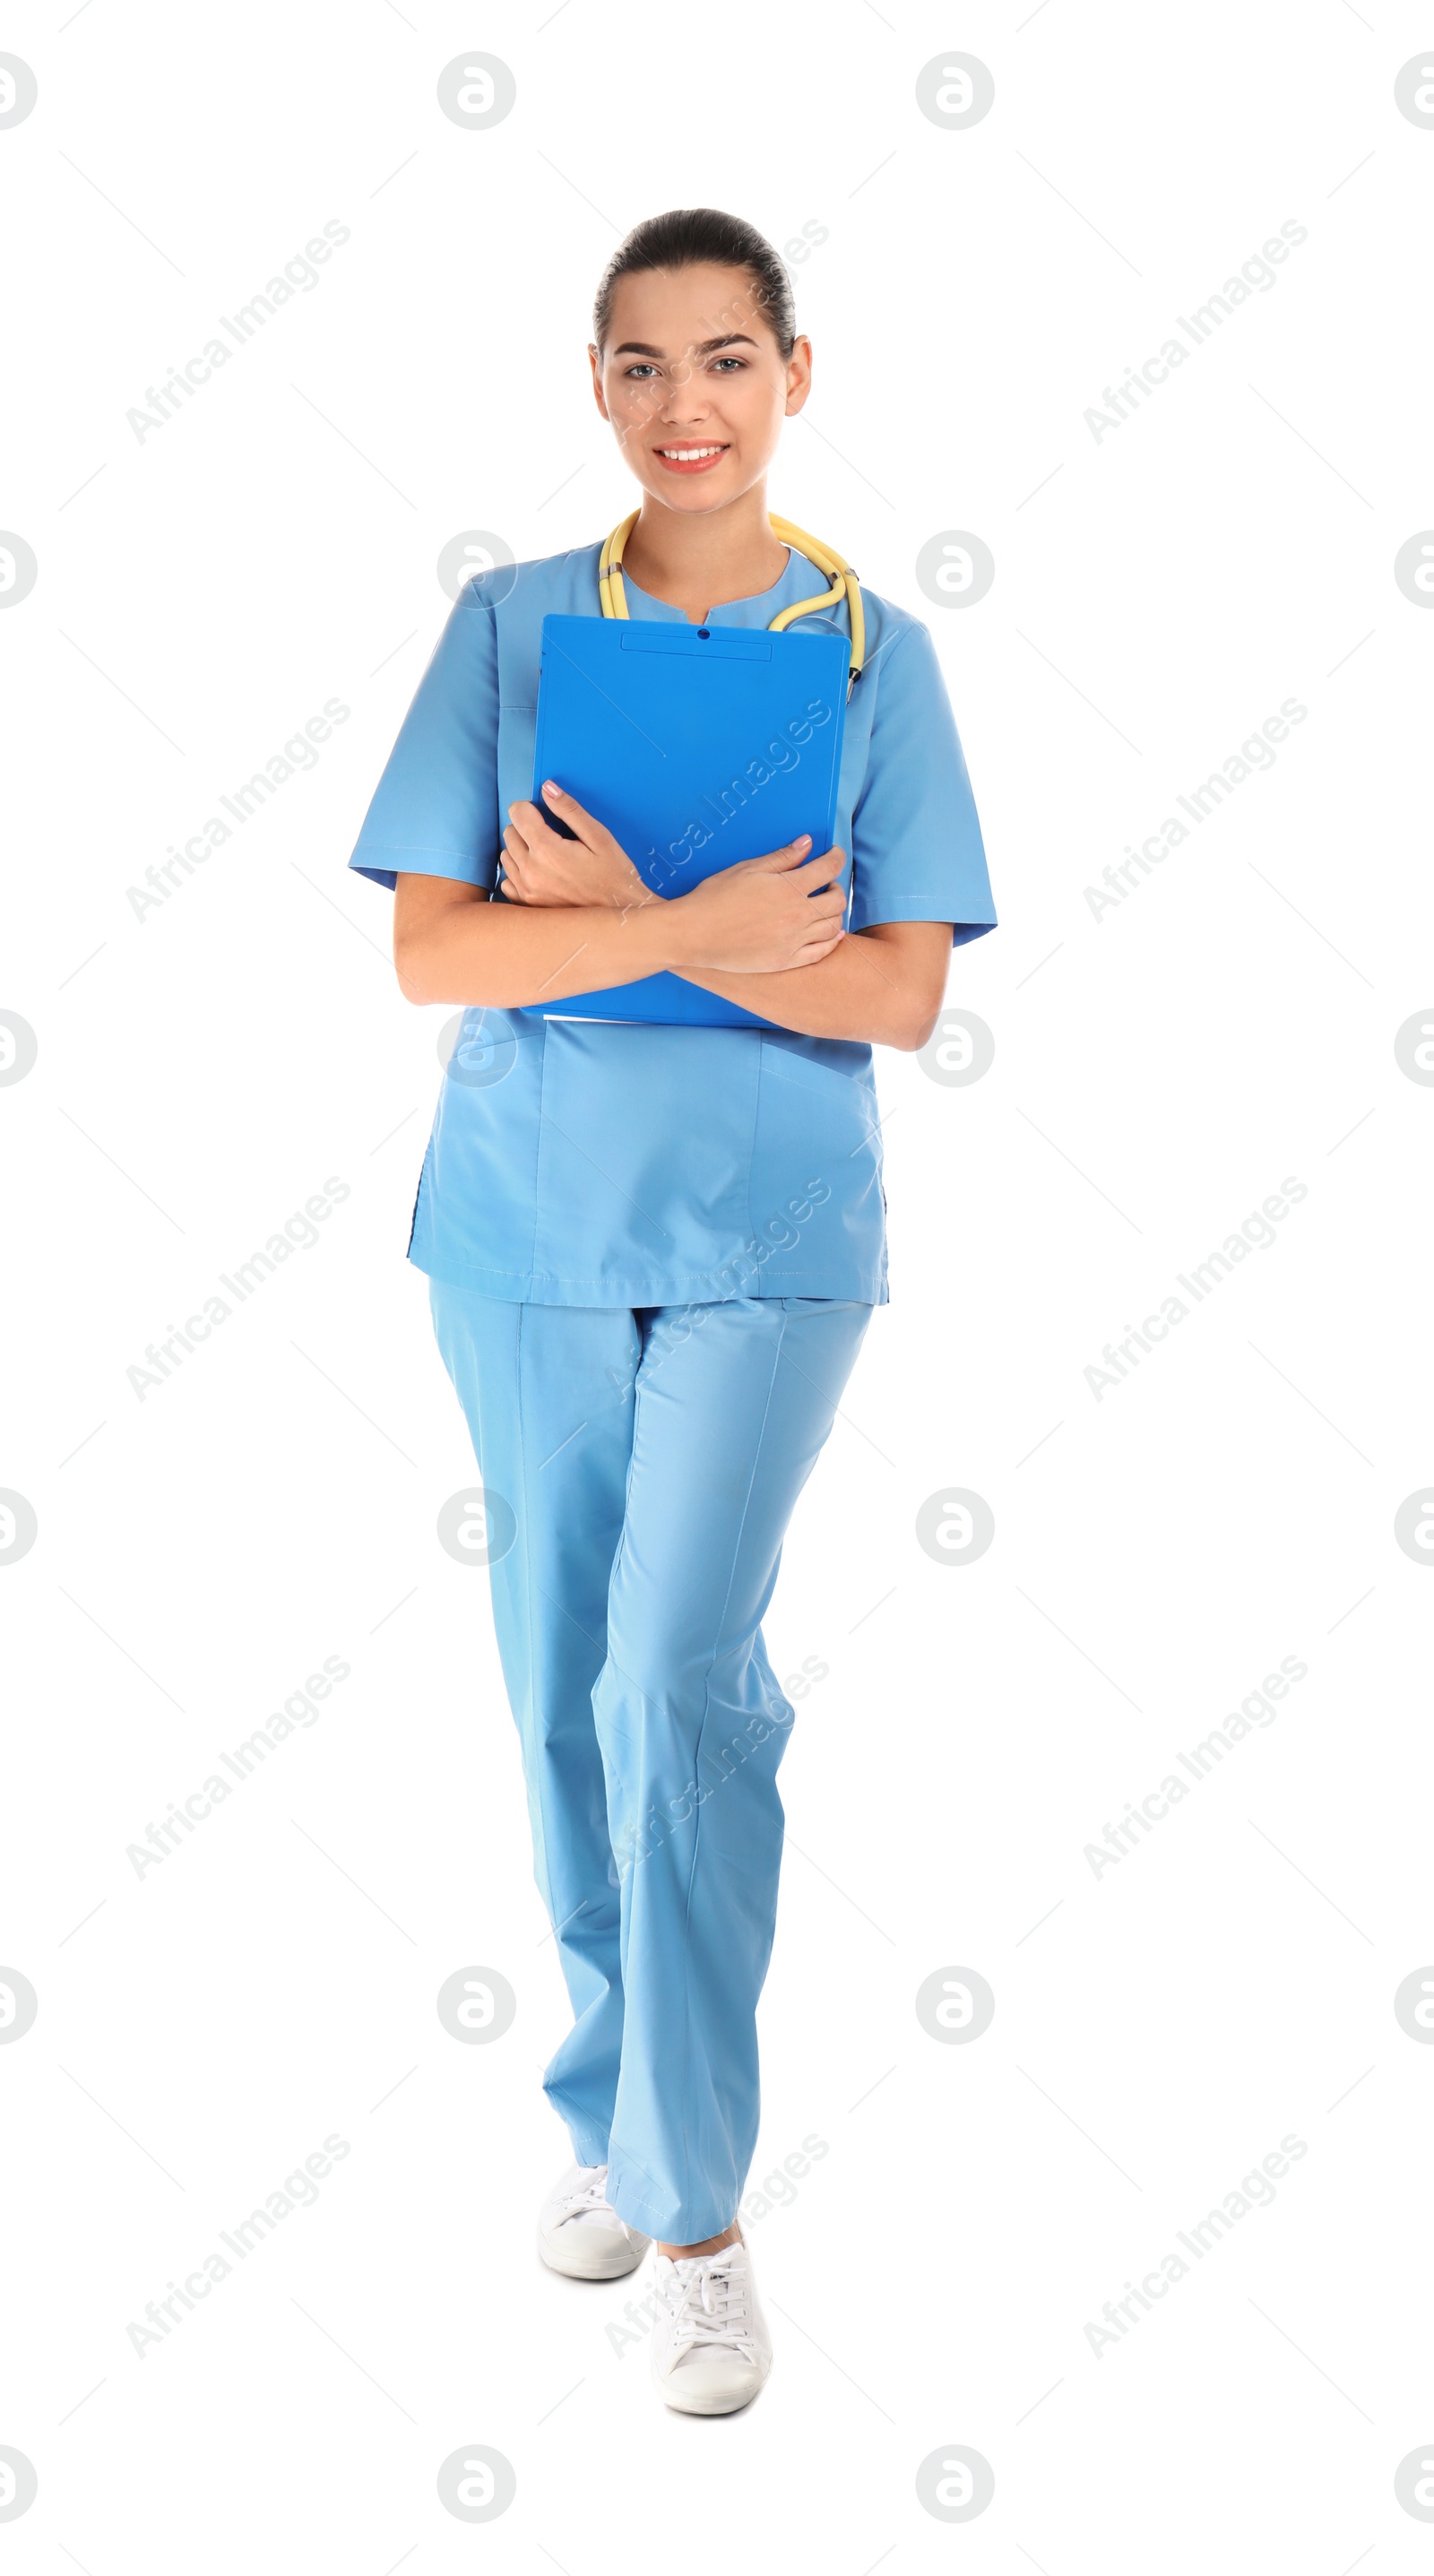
596,380,629,429
716,379,786,448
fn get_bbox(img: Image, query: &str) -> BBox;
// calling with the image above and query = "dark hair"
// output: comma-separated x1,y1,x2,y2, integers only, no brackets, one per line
592,207,796,358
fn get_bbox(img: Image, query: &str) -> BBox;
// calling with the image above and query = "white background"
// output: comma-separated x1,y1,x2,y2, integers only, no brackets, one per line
4,0,1434,2565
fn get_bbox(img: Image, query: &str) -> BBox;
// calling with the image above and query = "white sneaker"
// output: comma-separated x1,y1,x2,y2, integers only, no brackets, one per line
537,2163,649,2281
649,2237,773,2415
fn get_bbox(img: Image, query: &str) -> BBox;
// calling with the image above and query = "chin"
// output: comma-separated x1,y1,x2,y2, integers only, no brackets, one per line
646,476,743,514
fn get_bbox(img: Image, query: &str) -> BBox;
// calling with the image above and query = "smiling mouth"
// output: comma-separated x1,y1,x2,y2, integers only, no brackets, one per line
652,444,730,472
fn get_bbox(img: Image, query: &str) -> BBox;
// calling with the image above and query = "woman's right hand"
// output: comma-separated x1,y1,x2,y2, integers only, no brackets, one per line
669,839,848,974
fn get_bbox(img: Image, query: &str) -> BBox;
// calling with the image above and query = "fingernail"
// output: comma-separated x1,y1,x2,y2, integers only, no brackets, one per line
795,834,811,849
543,779,563,797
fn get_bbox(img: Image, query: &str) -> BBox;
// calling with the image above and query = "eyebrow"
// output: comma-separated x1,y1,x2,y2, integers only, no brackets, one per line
612,333,760,359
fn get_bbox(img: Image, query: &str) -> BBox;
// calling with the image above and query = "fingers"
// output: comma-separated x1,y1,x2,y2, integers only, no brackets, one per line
505,813,577,881
790,929,845,966
500,818,539,903
751,834,814,873
805,886,847,923
539,781,609,852
507,799,566,860
752,839,846,880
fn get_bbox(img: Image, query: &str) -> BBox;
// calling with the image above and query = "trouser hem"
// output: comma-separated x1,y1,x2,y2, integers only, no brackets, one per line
604,2149,738,2245
544,2077,611,2174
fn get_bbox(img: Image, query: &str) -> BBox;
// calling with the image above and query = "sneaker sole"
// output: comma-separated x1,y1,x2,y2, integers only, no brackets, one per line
655,2365,770,2416
537,2227,648,2282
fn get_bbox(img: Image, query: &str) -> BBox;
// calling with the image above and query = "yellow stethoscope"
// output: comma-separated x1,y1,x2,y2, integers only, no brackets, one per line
598,509,866,693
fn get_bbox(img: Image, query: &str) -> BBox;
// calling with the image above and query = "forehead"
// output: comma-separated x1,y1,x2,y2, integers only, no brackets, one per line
604,260,778,355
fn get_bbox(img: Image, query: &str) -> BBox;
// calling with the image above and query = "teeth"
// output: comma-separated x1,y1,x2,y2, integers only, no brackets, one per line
659,445,723,459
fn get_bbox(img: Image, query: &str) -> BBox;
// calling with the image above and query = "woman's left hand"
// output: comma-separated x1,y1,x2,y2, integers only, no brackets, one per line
501,783,654,912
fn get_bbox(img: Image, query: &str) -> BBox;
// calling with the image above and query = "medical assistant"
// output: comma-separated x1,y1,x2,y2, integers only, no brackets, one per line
350,540,995,1307
349,540,995,2242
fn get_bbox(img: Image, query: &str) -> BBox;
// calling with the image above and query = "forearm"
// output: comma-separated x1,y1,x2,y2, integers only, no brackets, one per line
679,930,941,1050
394,866,948,1044
396,887,679,1008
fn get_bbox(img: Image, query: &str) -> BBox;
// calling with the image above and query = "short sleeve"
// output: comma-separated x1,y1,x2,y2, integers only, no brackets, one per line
848,618,996,947
348,579,501,892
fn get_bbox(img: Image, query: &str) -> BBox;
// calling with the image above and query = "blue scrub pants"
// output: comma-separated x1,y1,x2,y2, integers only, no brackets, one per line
429,1283,872,2244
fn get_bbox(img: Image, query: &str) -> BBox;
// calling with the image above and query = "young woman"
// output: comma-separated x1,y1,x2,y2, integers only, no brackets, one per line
349,208,995,2415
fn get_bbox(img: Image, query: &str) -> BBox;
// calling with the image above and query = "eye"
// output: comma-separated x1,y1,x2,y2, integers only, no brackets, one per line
623,363,658,381
710,356,747,374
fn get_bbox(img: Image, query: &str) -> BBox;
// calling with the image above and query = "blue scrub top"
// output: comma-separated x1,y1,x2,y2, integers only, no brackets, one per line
349,540,996,1307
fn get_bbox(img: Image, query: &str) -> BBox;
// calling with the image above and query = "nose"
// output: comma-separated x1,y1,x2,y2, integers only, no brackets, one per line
658,364,709,427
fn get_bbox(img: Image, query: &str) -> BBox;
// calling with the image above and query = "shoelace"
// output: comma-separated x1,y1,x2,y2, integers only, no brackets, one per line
660,2251,756,2360
558,2168,616,2224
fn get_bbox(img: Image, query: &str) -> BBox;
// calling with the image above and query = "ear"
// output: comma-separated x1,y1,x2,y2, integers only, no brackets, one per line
783,334,813,419
589,343,611,422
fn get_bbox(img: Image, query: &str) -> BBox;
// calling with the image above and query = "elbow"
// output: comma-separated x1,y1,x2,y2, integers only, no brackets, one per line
395,941,514,1012
393,886,497,1006
393,921,455,1009
394,922,458,1007
891,995,945,1053
859,1006,929,1052
393,936,436,1007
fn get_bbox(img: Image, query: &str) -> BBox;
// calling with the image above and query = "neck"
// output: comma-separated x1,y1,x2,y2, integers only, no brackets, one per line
620,485,788,618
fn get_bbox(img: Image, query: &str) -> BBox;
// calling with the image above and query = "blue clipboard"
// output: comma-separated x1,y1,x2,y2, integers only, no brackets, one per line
519,613,851,1028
